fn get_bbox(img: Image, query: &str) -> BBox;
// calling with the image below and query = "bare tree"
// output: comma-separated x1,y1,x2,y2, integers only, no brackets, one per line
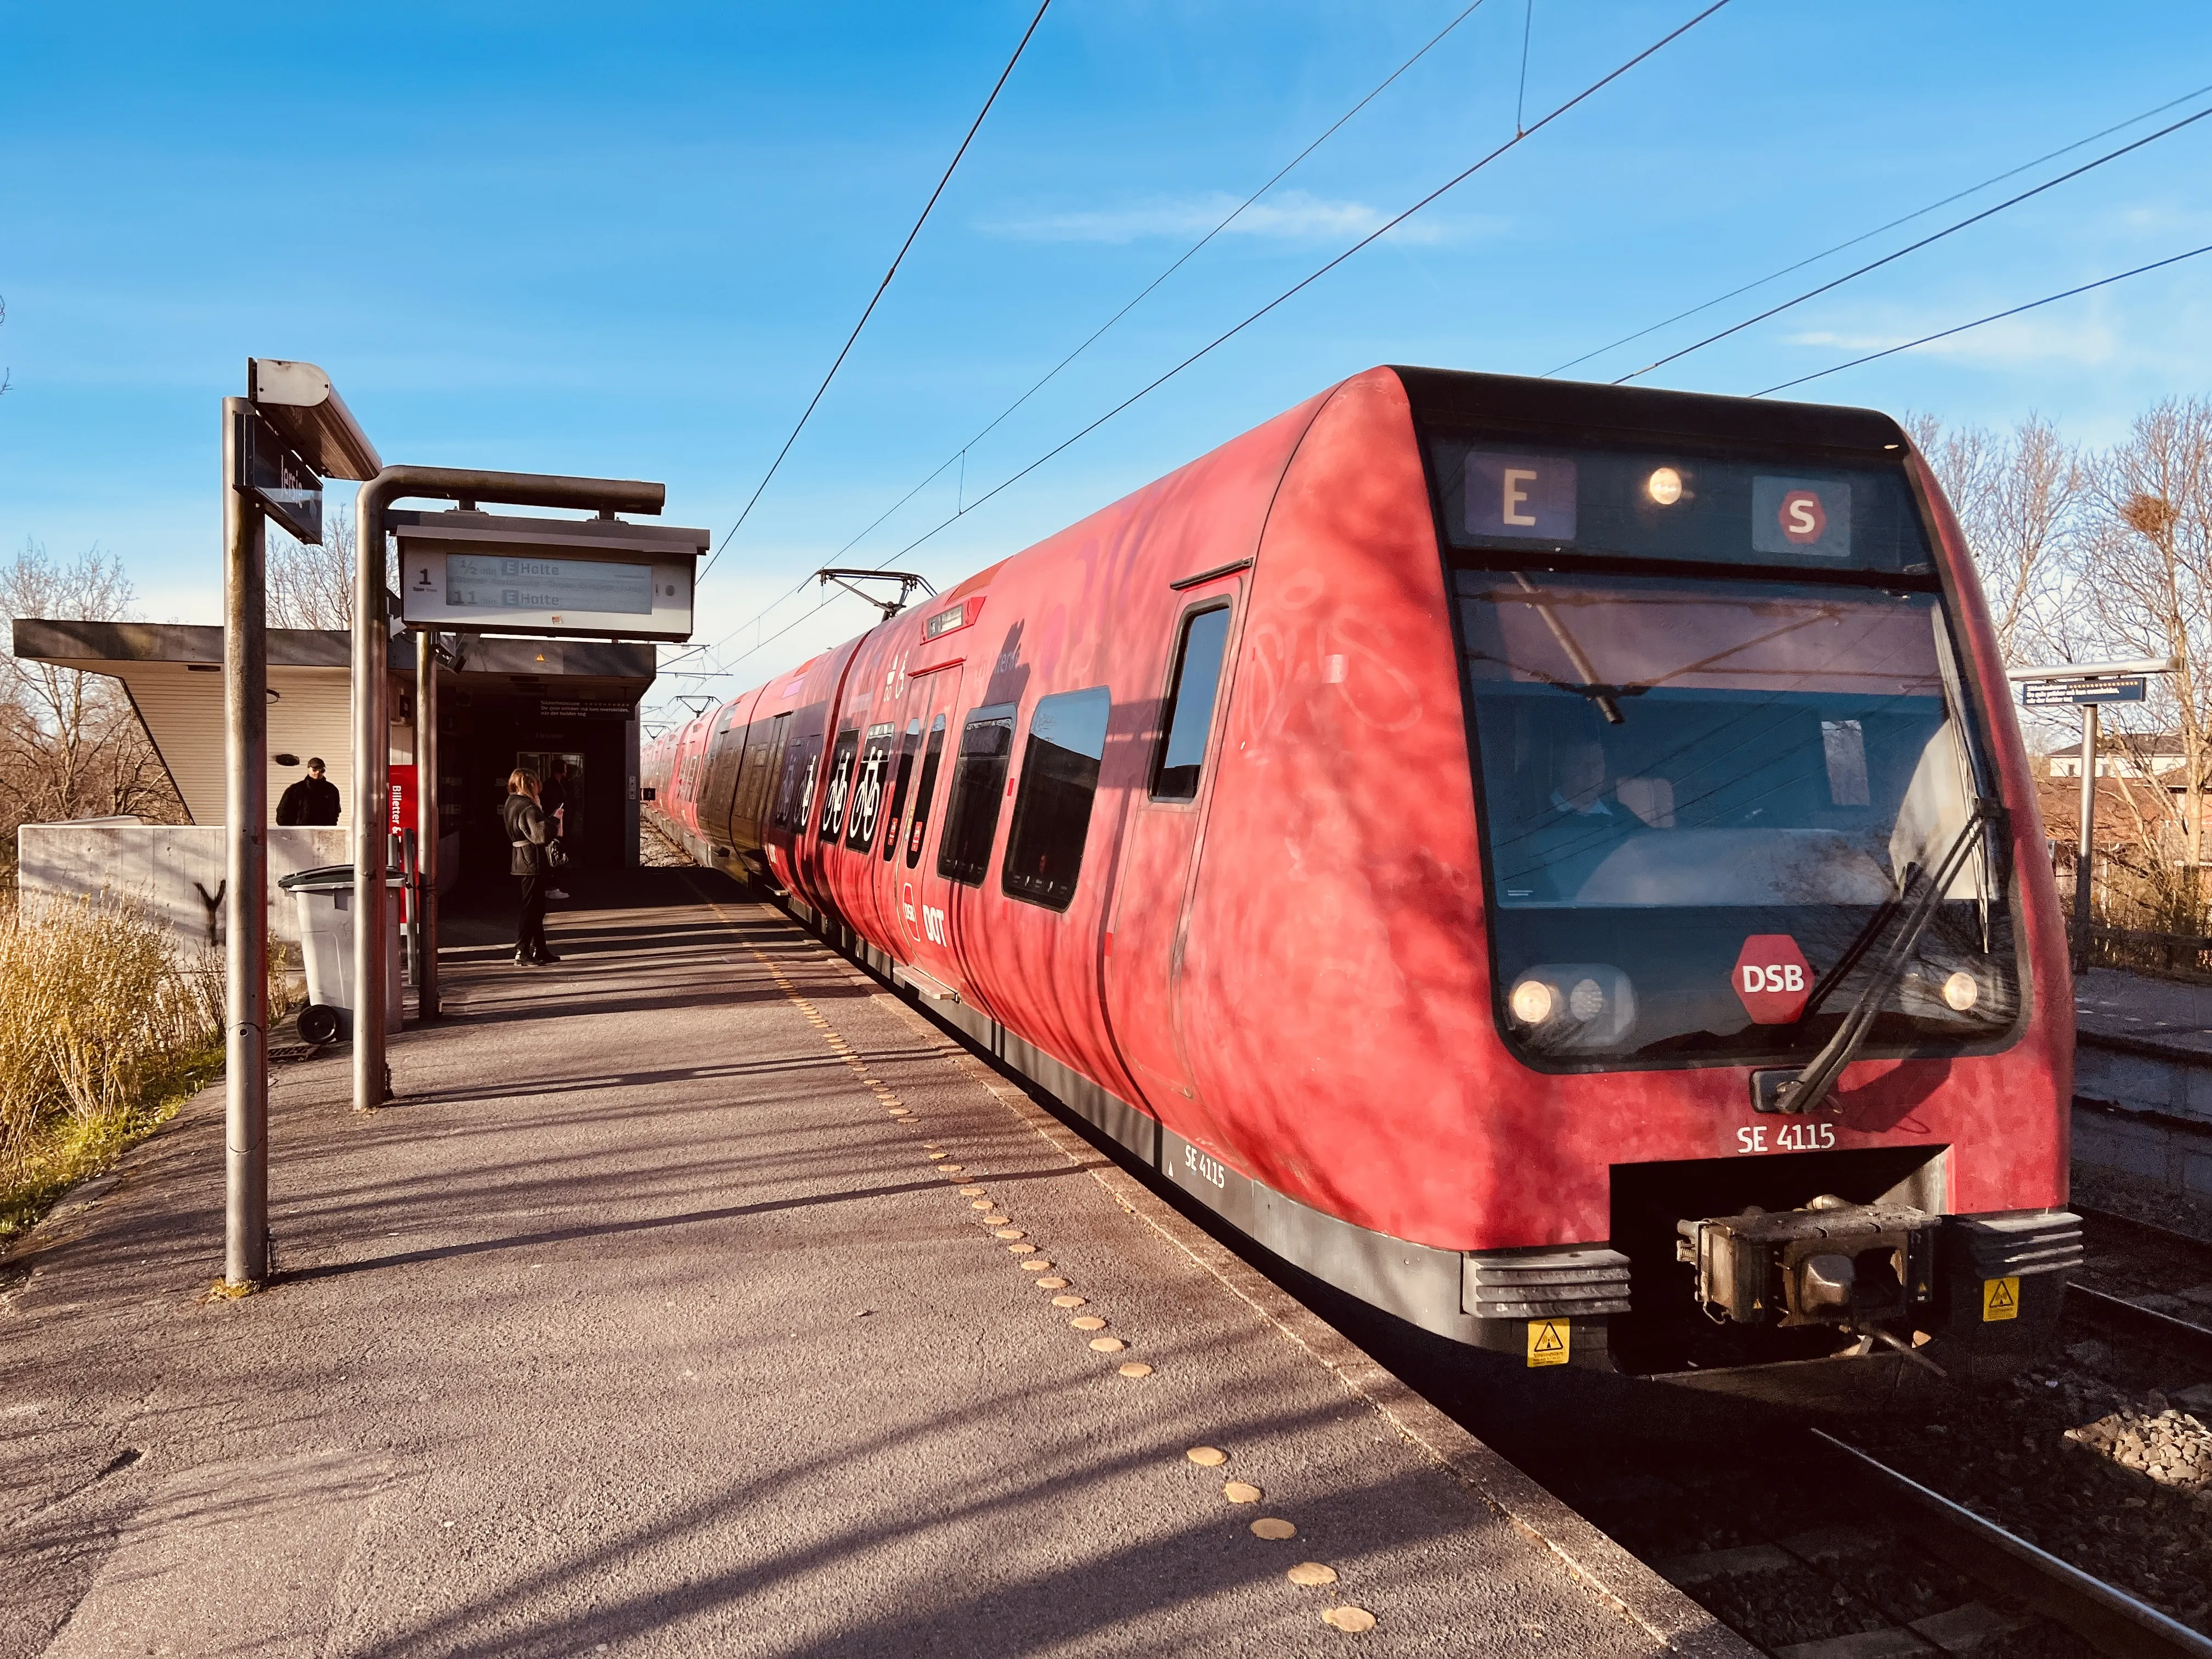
1909,411,2083,662
267,505,357,629
2078,397,2212,902
0,543,187,856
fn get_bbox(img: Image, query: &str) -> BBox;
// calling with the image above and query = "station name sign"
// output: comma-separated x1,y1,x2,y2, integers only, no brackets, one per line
391,510,707,642
2020,674,2147,708
237,407,323,544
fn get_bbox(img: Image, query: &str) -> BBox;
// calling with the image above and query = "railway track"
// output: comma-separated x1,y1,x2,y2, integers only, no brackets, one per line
1110,1169,2212,1656
1813,1430,2212,1659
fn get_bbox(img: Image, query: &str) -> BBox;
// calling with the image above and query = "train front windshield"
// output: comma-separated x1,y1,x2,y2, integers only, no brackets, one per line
1459,573,2016,1064
1415,431,2026,1066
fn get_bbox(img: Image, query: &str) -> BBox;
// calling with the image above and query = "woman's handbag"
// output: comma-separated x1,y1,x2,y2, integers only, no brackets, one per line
544,838,571,870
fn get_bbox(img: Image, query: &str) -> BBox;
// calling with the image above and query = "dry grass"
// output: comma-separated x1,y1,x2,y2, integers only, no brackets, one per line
0,896,232,1243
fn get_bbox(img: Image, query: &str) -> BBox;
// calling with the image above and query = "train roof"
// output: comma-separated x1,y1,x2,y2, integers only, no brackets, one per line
1390,366,1908,459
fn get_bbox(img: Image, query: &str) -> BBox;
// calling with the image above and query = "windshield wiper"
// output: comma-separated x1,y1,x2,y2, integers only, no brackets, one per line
1770,798,2004,1116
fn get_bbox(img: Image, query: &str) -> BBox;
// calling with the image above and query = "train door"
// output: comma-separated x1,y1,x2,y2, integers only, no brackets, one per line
1103,592,1239,1119
881,667,964,985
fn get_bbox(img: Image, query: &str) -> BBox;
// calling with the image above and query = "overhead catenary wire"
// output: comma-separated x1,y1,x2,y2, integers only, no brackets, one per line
689,0,1498,676
1614,101,2212,384
693,0,1053,592
1752,240,2212,398
682,0,1733,690
1546,78,2212,379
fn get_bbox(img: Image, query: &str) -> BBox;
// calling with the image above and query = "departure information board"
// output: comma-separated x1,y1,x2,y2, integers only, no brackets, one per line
444,554,654,616
391,510,707,642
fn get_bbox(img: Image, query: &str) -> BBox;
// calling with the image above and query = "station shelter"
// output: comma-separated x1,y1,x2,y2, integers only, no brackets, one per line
9,617,653,947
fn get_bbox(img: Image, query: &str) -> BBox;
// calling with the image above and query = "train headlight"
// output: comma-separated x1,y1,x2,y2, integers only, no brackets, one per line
1504,964,1638,1051
1645,466,1684,506
1509,979,1557,1024
1942,970,1980,1012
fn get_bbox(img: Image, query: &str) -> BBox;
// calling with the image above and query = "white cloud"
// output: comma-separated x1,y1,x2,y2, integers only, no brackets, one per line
986,189,1478,247
1782,309,2124,370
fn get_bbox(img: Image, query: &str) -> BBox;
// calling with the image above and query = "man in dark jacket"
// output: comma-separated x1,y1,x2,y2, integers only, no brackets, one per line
275,758,342,826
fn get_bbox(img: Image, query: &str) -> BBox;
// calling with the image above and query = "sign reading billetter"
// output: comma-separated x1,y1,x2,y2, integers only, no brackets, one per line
1734,934,1812,1024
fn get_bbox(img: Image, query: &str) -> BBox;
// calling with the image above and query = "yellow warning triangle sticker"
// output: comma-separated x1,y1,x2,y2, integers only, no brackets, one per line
1533,1323,1564,1352
1987,1279,2015,1308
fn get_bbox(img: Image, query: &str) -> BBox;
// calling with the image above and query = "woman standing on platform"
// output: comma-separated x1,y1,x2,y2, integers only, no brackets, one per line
503,769,558,966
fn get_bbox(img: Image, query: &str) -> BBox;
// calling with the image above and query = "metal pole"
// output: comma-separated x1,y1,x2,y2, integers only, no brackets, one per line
352,487,390,1109
416,629,439,1019
221,397,270,1285
2074,702,2101,971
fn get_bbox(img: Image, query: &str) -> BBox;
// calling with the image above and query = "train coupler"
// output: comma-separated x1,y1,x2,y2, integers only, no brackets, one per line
1677,1197,1938,1329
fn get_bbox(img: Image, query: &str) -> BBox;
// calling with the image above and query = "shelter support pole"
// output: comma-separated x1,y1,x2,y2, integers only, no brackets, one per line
353,482,392,1110
2074,702,2100,972
222,397,270,1284
416,630,439,1019
349,467,662,1116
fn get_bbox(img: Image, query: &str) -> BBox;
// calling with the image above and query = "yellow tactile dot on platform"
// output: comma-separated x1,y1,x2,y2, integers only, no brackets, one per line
1186,1447,1227,1468
957,1186,985,1197
994,1229,1025,1240
1322,1606,1375,1633
1088,1336,1126,1353
1021,1260,1052,1272
1222,1480,1262,1504
1051,1294,1085,1308
1287,1562,1336,1587
982,1215,1010,1225
1069,1315,1105,1331
1118,1362,1152,1378
1035,1277,1069,1290
970,1200,994,1210
1251,1518,1296,1541
928,1152,947,1160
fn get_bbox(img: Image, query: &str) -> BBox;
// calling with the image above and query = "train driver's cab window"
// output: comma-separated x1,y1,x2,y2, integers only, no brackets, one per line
936,705,1017,885
1151,604,1231,800
1003,687,1111,911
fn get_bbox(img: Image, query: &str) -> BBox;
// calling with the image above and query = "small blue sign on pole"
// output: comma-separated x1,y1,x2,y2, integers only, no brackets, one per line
2021,675,2147,708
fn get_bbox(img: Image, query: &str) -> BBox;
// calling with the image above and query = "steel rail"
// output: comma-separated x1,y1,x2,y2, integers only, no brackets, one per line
2066,1282,2212,1372
1811,1430,2212,1659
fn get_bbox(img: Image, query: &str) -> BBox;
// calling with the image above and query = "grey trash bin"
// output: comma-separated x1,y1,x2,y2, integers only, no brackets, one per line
278,864,404,1043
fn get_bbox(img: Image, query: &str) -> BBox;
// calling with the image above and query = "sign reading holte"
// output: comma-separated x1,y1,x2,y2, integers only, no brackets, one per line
1734,934,1812,1024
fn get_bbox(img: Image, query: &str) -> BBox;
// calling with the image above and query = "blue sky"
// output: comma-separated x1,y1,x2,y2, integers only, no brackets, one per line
4,1,2210,727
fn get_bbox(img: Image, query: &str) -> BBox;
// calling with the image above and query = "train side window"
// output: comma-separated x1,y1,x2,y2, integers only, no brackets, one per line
1151,603,1232,800
882,720,923,862
1002,686,1111,912
903,715,949,868
819,728,860,839
936,704,1017,886
844,723,896,851
781,733,823,832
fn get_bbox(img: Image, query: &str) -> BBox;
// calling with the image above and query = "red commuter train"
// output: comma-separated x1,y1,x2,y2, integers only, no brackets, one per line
646,367,2080,1402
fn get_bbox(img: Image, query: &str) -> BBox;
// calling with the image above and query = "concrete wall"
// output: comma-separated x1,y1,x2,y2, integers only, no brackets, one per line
17,822,387,951
2075,1038,2212,1202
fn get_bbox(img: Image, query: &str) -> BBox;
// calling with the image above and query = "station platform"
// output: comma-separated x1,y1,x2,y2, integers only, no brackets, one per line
1,868,1750,1657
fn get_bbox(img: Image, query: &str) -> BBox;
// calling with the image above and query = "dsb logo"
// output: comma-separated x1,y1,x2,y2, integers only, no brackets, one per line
1740,962,1805,994
1733,934,1812,1024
